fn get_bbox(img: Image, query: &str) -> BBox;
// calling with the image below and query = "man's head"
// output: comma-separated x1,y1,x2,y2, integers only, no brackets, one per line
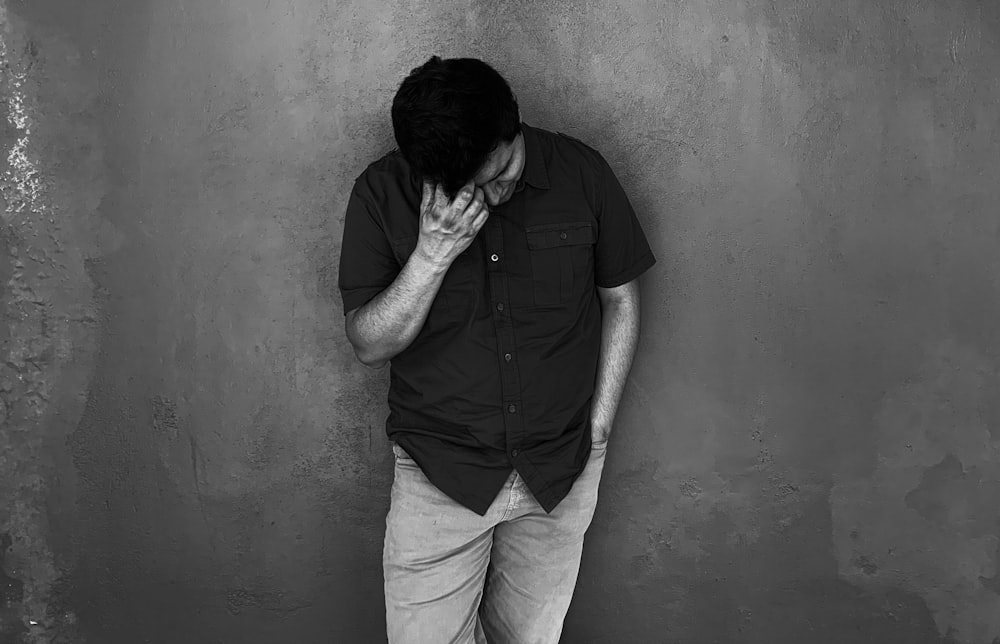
392,56,526,207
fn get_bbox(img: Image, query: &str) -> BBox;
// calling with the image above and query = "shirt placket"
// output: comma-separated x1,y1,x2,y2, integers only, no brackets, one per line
484,216,525,460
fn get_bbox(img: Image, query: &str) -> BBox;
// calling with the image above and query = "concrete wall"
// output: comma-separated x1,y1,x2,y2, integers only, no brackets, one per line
2,0,999,642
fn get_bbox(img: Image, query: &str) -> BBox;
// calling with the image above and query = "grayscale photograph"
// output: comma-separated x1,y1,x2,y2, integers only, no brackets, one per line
0,1,998,643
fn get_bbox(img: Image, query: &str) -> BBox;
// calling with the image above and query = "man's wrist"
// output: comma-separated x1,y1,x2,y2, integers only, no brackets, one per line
590,416,613,443
408,245,451,277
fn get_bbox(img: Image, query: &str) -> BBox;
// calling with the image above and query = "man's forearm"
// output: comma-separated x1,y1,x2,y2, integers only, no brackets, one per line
345,252,448,367
590,281,641,440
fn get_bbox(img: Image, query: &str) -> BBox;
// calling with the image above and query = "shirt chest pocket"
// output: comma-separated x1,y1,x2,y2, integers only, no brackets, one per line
524,222,596,307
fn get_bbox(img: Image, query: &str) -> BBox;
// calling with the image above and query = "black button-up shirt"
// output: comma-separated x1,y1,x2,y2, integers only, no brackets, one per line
339,124,655,515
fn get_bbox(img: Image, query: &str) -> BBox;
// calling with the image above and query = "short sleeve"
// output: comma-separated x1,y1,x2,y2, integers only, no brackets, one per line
338,179,400,314
592,155,656,288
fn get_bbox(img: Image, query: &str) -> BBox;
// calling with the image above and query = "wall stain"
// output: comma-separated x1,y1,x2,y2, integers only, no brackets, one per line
832,340,1000,642
1,2,107,642
0,533,28,642
905,453,1000,537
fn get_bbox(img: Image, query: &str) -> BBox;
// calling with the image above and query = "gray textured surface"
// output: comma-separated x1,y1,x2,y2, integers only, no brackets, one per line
1,0,999,642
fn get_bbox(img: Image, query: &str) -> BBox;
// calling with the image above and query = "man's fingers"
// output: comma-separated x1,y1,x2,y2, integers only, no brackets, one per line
451,191,473,213
450,180,476,213
433,184,449,210
421,181,435,212
424,183,449,221
464,187,485,219
469,206,490,233
469,191,490,229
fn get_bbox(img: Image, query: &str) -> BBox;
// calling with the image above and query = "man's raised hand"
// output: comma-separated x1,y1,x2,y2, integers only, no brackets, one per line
415,180,490,268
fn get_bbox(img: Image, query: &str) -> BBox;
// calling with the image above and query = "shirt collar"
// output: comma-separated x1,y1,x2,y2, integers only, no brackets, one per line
518,123,550,190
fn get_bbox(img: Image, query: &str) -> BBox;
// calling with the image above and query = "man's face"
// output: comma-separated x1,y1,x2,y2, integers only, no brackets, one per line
471,132,526,207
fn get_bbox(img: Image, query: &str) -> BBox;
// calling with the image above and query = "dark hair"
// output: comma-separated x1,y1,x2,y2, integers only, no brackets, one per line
391,56,521,197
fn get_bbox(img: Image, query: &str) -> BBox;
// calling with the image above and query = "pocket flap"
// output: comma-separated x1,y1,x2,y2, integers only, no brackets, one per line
525,222,595,250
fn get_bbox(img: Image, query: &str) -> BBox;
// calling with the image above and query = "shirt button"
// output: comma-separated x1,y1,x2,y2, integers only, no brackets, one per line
511,448,519,457
504,353,512,362
507,403,517,413
559,231,568,240
490,253,499,262
496,302,505,312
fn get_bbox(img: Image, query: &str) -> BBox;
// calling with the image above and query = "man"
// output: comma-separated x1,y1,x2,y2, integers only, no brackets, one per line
338,56,655,643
